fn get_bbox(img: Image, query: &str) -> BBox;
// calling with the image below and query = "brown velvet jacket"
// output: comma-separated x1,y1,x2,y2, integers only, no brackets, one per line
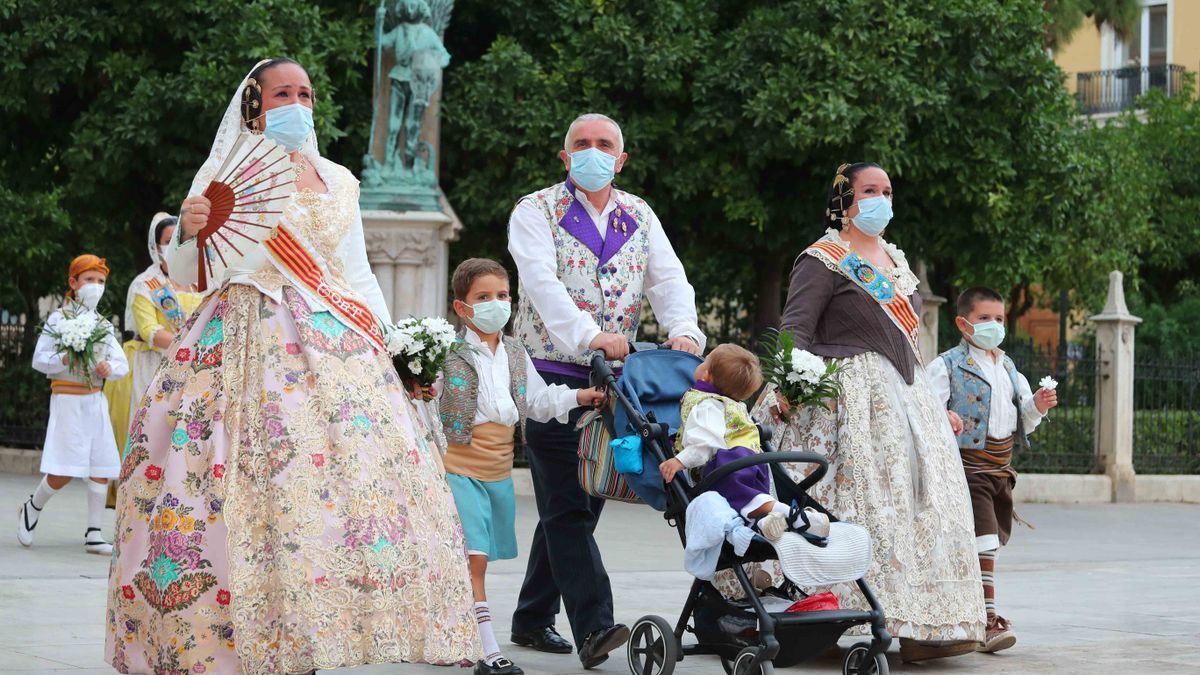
780,254,922,385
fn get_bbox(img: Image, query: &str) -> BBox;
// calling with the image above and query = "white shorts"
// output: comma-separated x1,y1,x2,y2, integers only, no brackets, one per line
40,392,120,479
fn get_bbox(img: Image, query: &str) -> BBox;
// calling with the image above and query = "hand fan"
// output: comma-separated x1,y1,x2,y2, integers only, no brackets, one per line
195,133,296,291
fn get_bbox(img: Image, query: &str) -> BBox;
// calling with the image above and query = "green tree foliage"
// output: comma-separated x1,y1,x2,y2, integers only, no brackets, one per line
1043,0,1142,51
0,0,374,332
442,0,1151,337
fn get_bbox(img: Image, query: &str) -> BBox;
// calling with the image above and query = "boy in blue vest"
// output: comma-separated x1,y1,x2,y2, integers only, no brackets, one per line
435,258,606,675
928,287,1058,655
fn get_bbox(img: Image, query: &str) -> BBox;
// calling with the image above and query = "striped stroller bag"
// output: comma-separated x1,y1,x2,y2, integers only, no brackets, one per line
576,403,642,504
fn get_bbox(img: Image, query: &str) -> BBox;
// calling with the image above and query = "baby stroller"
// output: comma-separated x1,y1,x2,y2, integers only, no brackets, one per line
589,344,891,675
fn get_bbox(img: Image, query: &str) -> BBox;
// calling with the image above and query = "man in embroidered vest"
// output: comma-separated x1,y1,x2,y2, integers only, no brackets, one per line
927,287,1058,656
507,113,706,669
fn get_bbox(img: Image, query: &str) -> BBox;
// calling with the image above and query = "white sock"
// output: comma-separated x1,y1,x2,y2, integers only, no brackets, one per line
31,476,59,510
86,480,107,535
474,601,502,665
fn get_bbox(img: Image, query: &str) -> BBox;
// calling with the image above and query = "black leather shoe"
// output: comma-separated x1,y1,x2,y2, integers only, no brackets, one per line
474,657,524,675
578,624,630,669
510,626,573,654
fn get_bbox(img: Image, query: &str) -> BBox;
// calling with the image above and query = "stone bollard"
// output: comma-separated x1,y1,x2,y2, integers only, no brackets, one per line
916,260,947,366
1089,271,1141,502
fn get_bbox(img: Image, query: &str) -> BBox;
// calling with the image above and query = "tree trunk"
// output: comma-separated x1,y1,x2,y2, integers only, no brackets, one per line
1006,283,1035,330
750,250,786,345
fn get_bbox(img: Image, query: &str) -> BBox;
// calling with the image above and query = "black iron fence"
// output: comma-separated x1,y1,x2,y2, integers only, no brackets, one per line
0,323,49,449
1133,357,1200,474
1007,341,1098,474
1076,64,1187,115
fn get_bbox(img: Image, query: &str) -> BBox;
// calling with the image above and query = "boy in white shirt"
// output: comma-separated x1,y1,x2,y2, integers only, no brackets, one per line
437,258,606,675
17,254,128,555
927,286,1058,654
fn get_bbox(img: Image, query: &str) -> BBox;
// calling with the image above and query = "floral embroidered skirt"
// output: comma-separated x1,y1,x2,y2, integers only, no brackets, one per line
106,284,479,674
770,352,986,642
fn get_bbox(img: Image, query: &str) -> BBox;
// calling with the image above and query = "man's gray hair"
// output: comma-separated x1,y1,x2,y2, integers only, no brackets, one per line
563,113,624,154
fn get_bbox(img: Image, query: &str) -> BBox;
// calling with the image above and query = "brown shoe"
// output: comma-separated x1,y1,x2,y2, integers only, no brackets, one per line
978,615,1017,653
899,638,979,663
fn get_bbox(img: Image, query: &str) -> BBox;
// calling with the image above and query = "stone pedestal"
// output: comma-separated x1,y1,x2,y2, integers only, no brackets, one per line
915,260,947,366
1090,271,1141,503
362,198,462,321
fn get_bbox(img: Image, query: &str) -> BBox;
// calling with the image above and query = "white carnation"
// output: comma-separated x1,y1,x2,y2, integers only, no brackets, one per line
789,348,825,384
1039,376,1058,391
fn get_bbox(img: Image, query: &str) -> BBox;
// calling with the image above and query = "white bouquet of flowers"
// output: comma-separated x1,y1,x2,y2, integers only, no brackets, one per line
758,328,844,419
384,316,460,394
383,317,463,457
41,310,112,387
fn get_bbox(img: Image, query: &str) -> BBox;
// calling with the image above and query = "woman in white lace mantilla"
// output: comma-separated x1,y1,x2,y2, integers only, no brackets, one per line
105,59,479,674
770,163,985,662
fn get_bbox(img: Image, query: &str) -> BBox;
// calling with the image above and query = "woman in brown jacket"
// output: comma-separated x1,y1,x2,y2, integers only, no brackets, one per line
775,163,985,662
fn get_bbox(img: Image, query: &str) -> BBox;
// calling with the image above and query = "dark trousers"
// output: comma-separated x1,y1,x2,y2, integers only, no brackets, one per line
512,372,613,645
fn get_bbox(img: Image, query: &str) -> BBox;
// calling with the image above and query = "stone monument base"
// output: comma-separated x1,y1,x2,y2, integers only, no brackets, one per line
362,202,461,322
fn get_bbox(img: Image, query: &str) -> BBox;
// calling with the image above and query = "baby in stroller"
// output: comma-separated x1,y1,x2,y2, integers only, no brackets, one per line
659,344,830,541
593,344,889,674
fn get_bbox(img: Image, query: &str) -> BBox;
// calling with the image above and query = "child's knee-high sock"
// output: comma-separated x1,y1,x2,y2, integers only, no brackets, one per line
86,480,107,534
979,549,997,619
31,476,59,510
474,601,502,665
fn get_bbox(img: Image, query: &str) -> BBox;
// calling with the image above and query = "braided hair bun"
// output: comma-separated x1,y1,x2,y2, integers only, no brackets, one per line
824,162,881,229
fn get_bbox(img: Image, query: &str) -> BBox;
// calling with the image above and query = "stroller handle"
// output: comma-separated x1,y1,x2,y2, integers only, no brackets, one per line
688,451,829,499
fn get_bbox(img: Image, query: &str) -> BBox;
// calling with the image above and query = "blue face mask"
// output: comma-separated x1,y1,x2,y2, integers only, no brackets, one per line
850,196,893,236
970,320,1006,350
264,103,314,152
467,299,512,334
569,147,617,192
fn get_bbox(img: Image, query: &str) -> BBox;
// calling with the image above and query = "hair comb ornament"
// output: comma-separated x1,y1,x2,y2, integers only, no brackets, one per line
194,133,296,291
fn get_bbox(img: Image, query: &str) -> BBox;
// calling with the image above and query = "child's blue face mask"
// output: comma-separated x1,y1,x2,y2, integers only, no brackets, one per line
969,320,1005,350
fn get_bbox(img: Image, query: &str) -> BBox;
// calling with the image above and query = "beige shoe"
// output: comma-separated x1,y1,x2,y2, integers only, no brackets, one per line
899,638,979,663
757,512,788,540
801,507,830,538
978,615,1016,653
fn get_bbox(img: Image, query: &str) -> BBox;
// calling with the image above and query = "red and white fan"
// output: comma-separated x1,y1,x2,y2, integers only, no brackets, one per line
195,134,296,291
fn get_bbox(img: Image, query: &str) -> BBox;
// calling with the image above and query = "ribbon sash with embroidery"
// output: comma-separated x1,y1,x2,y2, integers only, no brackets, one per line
804,237,921,357
555,178,640,267
262,224,386,351
144,278,185,331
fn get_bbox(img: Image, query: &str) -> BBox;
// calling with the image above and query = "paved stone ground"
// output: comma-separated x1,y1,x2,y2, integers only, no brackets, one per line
1,471,1197,674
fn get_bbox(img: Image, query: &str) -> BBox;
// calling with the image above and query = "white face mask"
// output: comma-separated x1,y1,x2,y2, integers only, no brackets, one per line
76,283,105,311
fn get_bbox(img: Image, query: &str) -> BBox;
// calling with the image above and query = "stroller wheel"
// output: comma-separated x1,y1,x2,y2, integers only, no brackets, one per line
627,615,679,675
843,641,888,675
732,647,775,675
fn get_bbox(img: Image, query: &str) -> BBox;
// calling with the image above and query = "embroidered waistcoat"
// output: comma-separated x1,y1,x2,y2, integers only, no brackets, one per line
439,336,529,445
512,181,652,368
675,389,762,455
940,342,1026,450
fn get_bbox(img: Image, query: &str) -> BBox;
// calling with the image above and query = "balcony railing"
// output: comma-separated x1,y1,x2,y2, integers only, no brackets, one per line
1075,64,1186,115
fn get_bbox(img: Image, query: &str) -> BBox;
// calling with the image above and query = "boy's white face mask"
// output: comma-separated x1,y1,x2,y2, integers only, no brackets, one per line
76,283,105,311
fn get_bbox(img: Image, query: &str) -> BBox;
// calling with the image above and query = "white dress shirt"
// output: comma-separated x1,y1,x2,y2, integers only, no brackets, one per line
507,185,706,356
461,330,579,426
675,399,730,469
927,343,1044,439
